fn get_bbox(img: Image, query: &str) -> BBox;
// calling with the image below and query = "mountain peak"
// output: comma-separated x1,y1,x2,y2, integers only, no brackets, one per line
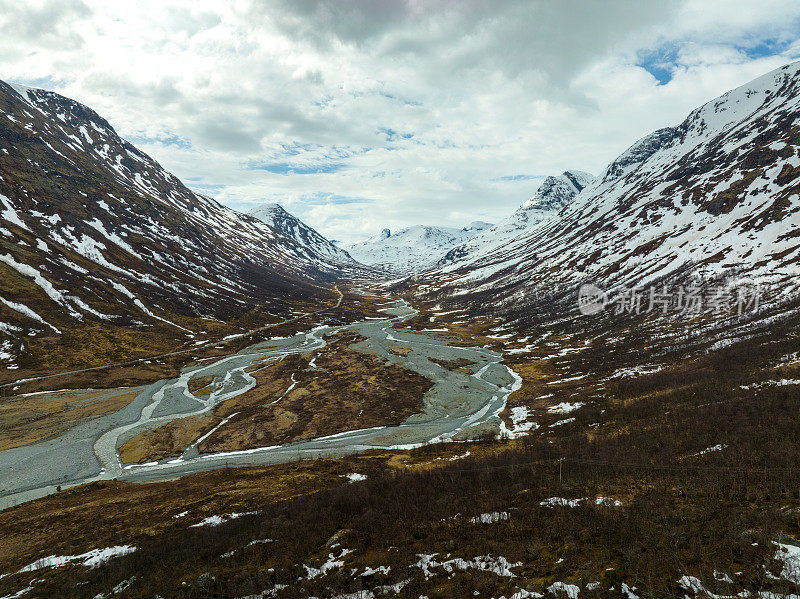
7,82,35,100
249,202,288,217
0,79,368,351
464,221,493,232
521,171,594,212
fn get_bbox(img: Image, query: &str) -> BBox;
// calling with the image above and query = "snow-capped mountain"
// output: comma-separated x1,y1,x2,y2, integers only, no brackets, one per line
438,171,593,268
0,80,356,368
249,203,360,269
423,61,800,316
347,222,493,274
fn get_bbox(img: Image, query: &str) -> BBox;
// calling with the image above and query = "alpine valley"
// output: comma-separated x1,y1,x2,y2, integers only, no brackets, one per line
1,60,800,599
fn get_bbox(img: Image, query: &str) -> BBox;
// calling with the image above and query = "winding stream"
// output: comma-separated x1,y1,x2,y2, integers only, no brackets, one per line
0,300,520,510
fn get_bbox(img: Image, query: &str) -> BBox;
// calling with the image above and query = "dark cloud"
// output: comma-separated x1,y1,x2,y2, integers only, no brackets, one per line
255,1,678,82
252,0,420,46
193,115,264,153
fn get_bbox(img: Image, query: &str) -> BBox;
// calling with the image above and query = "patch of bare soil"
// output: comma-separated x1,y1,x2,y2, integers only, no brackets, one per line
187,374,215,396
387,345,412,357
428,356,476,372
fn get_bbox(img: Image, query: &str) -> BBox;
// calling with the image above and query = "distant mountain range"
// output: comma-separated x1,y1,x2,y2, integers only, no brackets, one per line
343,170,594,276
437,170,593,269
346,222,493,274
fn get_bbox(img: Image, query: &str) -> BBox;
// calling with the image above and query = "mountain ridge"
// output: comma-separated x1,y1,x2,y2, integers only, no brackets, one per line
418,60,800,323
437,170,594,270
248,202,362,269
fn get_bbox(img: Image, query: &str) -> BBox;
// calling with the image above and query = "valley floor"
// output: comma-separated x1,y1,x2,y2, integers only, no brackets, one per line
0,290,518,510
0,288,799,598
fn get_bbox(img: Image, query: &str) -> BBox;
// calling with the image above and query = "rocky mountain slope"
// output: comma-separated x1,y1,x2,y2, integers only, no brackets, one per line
438,170,593,268
249,203,359,269
422,62,800,321
347,221,493,273
0,81,358,372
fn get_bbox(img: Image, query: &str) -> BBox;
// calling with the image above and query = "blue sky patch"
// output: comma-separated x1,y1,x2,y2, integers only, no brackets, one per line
130,133,193,150
740,37,798,60
377,127,414,142
637,31,800,86
304,192,371,205
492,174,542,182
244,161,346,175
379,92,422,106
637,44,682,85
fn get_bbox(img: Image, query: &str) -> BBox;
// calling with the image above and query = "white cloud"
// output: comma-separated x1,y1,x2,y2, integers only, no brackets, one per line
1,0,799,243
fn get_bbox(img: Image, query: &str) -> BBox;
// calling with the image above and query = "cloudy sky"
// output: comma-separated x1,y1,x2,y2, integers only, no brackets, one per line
2,1,800,243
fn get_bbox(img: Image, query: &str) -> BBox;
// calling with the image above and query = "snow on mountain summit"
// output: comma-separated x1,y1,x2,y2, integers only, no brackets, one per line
464,221,494,232
347,222,493,274
346,171,591,276
437,170,594,270
520,171,594,211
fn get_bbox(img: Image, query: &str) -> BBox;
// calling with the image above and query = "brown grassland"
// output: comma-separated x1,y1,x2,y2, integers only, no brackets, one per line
0,388,140,451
